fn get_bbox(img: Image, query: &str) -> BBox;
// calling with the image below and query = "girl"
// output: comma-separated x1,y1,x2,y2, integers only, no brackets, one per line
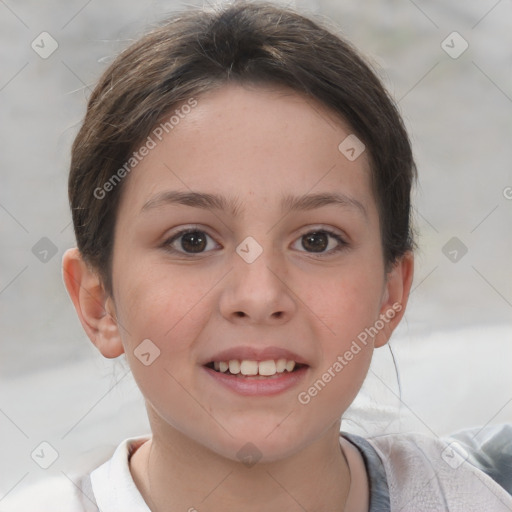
4,1,511,510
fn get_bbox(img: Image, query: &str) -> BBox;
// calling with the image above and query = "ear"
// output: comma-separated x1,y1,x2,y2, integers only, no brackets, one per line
62,248,124,358
374,251,414,348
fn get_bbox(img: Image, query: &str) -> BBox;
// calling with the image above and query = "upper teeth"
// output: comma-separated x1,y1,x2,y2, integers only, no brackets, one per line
213,359,296,376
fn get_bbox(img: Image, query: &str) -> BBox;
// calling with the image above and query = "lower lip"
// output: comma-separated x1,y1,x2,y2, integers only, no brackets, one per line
202,365,309,396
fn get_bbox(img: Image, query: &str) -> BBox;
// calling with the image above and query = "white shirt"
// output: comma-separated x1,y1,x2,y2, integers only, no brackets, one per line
3,425,512,511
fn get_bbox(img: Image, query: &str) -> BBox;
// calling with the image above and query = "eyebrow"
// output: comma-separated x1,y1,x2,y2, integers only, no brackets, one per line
141,190,368,219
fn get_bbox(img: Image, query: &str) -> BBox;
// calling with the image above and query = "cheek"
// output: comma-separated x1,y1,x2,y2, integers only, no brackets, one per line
112,262,214,421
302,261,385,346
116,252,203,319
300,346,373,405
302,256,384,414
112,257,214,366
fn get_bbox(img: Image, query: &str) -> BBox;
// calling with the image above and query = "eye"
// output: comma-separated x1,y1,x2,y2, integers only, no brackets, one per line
161,226,348,257
292,228,348,255
162,227,219,256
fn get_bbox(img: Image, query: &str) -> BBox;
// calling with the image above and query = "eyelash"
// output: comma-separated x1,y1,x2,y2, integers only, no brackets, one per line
161,225,348,258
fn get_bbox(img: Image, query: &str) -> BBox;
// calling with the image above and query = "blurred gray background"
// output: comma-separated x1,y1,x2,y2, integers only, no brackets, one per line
1,0,511,498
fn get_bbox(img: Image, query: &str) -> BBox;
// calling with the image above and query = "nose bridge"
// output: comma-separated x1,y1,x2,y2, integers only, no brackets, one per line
219,233,295,322
234,234,283,295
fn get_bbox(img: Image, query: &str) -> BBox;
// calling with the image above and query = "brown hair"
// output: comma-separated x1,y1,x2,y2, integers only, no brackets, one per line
69,0,416,296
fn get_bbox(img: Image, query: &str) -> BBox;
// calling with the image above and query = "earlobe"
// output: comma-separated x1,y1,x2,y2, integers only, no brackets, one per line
374,251,414,348
62,248,125,358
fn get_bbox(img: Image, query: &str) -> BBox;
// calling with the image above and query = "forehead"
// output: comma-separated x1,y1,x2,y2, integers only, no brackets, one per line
117,83,376,219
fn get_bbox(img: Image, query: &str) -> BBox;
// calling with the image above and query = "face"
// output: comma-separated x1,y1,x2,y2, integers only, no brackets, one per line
108,83,400,462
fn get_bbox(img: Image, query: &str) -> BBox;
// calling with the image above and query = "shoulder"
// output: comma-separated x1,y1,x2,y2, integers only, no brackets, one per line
2,435,151,511
0,475,93,512
0,441,123,512
446,423,512,494
3,435,153,512
366,423,512,511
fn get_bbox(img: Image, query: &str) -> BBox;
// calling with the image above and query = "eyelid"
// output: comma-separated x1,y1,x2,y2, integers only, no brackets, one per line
296,224,347,240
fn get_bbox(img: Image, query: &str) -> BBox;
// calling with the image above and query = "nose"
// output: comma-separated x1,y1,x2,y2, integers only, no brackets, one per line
218,244,297,325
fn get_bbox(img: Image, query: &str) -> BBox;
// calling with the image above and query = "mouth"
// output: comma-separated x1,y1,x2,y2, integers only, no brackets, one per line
204,358,308,379
201,346,310,395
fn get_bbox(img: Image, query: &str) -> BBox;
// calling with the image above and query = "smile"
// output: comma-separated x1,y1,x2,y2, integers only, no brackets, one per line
206,358,305,377
202,360,309,396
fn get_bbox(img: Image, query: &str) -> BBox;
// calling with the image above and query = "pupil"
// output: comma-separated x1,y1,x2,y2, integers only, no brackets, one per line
182,231,206,253
303,232,327,252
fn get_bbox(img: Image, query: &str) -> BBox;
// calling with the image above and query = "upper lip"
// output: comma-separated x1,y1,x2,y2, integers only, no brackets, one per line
201,345,310,366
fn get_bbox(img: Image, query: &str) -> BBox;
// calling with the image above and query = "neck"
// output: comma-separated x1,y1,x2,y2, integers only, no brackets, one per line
130,413,351,512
